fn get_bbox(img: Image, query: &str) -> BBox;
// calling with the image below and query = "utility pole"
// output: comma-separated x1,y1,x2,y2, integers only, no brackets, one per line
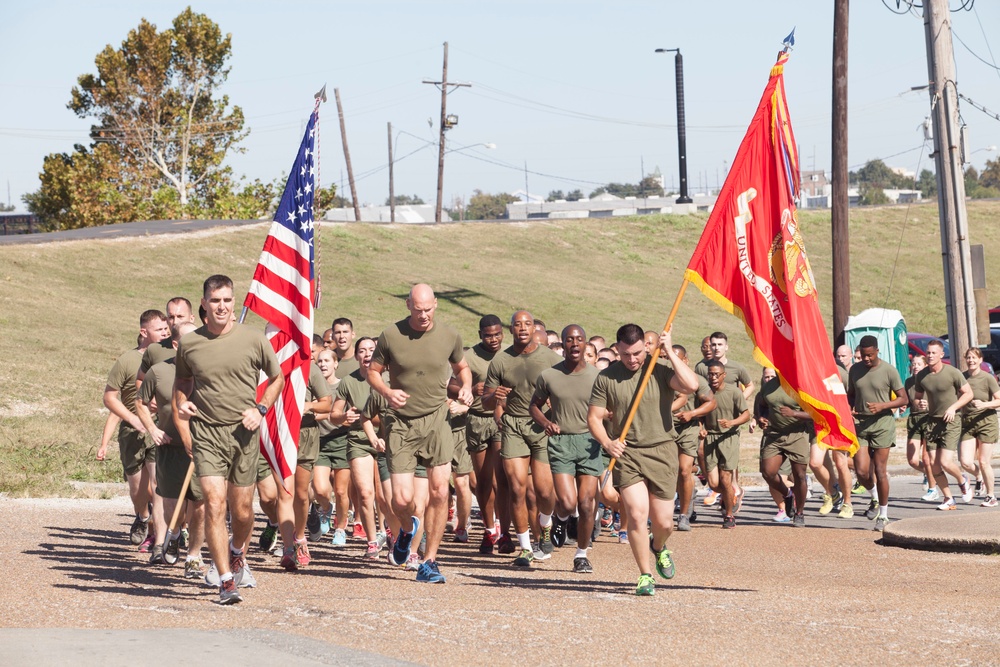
423,42,470,223
334,88,361,222
655,48,693,204
387,122,395,223
831,0,850,345
923,0,976,354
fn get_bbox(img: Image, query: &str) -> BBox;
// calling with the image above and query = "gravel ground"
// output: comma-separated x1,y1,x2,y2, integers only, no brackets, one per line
2,491,998,665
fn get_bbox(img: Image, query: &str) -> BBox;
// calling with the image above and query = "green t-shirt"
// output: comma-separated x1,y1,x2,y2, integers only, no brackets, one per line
137,359,178,443
905,376,926,415
963,370,1000,419
371,319,464,419
174,323,282,426
466,343,498,417
302,363,332,429
696,358,752,388
362,390,389,439
589,359,677,448
336,369,372,443
485,344,562,419
139,340,175,376
675,373,713,432
704,383,749,434
533,361,599,434
757,377,811,434
915,365,968,418
107,348,143,416
848,360,904,418
335,355,359,380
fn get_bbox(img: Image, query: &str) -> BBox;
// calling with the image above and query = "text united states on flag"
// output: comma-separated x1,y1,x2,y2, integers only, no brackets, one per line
244,108,318,481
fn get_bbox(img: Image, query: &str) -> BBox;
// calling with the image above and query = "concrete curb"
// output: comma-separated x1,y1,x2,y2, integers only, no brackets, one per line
882,511,1000,554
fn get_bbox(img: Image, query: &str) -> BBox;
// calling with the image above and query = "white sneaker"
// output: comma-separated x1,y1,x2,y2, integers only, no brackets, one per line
238,562,257,588
921,488,942,502
961,480,975,504
204,562,220,587
937,499,957,511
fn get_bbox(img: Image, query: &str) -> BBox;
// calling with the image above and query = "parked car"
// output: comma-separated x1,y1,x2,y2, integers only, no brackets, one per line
907,333,951,363
934,331,999,379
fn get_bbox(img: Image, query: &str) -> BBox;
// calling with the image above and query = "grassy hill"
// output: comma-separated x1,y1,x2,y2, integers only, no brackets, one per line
2,199,999,495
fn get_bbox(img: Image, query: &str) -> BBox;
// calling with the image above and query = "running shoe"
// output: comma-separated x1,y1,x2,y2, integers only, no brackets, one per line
921,488,942,502
148,545,165,565
479,531,495,554
331,529,347,547
280,546,298,571
600,508,614,528
389,516,420,567
259,523,279,553
551,517,567,548
591,517,602,542
873,516,888,531
453,528,469,543
539,525,554,555
318,509,331,537
676,514,692,531
573,557,593,574
961,480,974,504
792,513,805,528
784,492,795,516
921,474,929,492
831,493,845,513
617,530,629,545
353,522,367,540
306,503,321,540
405,553,420,571
375,531,388,551
722,515,736,529
138,532,155,554
635,573,655,596
695,485,710,498
416,560,446,583
204,563,221,587
294,540,311,568
566,516,578,543
532,542,551,561
419,533,427,556
975,479,983,497
129,515,149,545
734,489,745,514
654,547,676,580
219,578,242,605
703,490,720,506
496,534,515,554
865,499,879,520
230,550,246,586
772,510,791,524
184,557,205,580
851,481,865,495
365,541,380,560
981,496,998,507
179,528,189,550
838,503,854,519
513,548,534,567
163,532,180,565
806,475,814,500
239,562,257,588
937,499,957,511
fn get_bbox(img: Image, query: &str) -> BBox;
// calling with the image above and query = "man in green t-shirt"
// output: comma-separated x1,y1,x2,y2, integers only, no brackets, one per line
847,335,908,530
914,339,974,511
173,275,284,605
102,309,169,549
756,372,813,527
587,323,699,597
530,324,601,573
669,344,716,531
136,297,197,391
483,310,562,567
135,322,205,573
702,360,752,529
330,317,359,379
368,284,473,584
461,314,506,555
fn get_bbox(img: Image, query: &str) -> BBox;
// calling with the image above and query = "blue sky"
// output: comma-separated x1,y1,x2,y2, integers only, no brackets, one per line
2,1,998,212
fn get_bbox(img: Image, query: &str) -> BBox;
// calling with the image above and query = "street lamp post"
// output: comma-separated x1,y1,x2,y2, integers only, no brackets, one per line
655,48,692,204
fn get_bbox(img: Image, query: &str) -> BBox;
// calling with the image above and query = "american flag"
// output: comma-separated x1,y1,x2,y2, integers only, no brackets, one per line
244,107,318,482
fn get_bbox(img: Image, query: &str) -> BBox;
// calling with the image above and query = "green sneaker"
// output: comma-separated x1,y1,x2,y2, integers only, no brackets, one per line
635,573,656,596
539,525,553,555
513,548,534,567
654,547,676,580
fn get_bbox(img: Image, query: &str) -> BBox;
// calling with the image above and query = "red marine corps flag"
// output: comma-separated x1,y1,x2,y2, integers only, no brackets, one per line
683,47,858,454
243,102,321,483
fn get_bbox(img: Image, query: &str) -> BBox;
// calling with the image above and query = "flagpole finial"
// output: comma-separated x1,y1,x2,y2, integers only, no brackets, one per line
314,84,328,103
782,28,796,51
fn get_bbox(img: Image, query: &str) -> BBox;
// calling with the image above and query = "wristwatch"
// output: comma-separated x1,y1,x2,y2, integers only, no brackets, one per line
255,403,268,416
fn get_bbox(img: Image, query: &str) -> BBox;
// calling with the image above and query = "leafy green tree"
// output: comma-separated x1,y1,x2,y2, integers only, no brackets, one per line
315,185,349,212
0,202,14,212
916,169,937,199
858,182,889,206
546,190,565,202
465,190,518,220
980,158,1000,190
637,176,664,197
566,189,583,201
384,193,425,206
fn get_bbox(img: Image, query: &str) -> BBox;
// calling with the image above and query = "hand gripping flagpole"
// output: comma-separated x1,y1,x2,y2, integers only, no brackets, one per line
600,280,689,490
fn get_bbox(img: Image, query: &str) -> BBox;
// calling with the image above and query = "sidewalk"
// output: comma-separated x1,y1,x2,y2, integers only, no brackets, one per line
883,510,1000,553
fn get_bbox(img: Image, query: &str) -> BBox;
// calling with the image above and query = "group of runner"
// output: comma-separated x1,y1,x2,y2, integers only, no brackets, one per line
101,278,1000,601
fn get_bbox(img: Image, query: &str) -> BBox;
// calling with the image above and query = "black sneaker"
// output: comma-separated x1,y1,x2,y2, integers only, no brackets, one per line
306,503,321,540
259,523,278,553
164,533,180,565
148,545,165,565
573,556,593,573
865,498,879,520
513,548,534,567
566,516,578,543
551,517,567,548
722,515,736,529
129,515,149,545
784,491,795,516
539,525,554,555
792,513,805,528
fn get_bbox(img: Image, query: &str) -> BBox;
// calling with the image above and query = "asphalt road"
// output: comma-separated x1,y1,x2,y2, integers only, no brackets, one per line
2,474,998,665
0,218,263,245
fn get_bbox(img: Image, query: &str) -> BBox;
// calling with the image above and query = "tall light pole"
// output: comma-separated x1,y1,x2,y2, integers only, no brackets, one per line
655,48,692,204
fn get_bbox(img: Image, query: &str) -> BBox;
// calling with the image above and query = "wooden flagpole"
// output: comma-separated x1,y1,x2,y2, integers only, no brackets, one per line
600,280,689,489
